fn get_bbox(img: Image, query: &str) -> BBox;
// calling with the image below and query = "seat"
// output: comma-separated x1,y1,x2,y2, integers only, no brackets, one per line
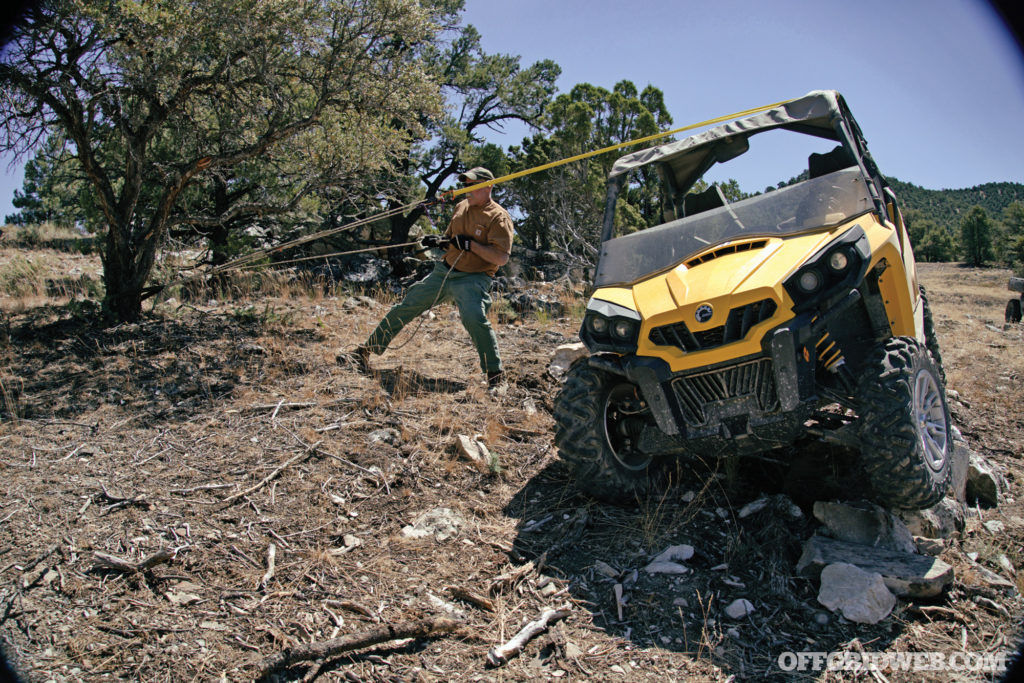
682,184,728,217
808,145,855,179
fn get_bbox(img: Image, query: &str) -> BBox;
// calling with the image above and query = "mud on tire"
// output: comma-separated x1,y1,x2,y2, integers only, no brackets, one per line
552,359,662,502
856,337,952,509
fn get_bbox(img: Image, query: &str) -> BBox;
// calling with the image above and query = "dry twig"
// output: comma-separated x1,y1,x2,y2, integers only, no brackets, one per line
254,617,461,678
260,543,277,590
92,549,173,574
486,606,571,667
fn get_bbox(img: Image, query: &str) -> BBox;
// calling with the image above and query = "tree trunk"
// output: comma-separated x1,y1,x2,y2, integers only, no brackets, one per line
101,221,160,323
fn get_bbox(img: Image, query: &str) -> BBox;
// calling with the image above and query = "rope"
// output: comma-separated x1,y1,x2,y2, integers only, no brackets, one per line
388,250,464,351
440,97,796,199
148,96,796,296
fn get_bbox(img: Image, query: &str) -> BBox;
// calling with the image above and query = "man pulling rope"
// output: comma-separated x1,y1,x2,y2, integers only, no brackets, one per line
339,167,514,392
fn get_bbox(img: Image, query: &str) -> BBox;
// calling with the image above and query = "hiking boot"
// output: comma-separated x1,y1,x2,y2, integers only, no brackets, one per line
486,371,508,396
337,345,371,373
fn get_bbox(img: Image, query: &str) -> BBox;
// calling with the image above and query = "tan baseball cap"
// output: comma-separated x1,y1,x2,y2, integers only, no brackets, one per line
458,167,495,184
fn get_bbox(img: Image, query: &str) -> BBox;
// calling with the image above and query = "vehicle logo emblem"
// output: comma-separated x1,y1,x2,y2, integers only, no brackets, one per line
695,304,714,323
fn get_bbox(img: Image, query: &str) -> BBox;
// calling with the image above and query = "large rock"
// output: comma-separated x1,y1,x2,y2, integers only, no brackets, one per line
949,443,970,503
812,501,915,553
895,498,965,539
966,451,1003,507
549,343,588,379
797,534,954,598
817,563,896,624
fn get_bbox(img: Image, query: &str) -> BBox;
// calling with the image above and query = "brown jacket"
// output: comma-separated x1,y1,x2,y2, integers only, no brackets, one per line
443,199,514,277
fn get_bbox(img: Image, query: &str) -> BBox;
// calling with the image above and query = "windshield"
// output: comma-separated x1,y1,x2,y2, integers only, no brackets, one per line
594,168,874,287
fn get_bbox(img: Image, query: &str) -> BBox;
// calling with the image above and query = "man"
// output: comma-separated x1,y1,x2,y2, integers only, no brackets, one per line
344,167,514,389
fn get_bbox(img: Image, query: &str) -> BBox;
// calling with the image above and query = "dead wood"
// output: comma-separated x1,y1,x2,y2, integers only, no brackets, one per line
447,586,496,612
220,448,315,507
259,543,277,589
254,616,461,679
92,548,173,573
486,606,571,667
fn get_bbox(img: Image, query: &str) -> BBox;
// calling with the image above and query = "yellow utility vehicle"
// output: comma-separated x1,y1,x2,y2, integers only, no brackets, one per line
553,91,950,509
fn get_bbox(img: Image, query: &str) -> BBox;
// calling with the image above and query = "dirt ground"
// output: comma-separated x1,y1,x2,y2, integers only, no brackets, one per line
1,256,1022,682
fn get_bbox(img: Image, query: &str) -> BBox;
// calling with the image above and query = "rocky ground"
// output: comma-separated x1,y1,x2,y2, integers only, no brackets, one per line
0,255,1021,682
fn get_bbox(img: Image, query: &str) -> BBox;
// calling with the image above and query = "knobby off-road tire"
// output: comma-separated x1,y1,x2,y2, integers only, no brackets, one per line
919,285,945,383
552,359,662,503
856,337,952,509
1007,298,1022,324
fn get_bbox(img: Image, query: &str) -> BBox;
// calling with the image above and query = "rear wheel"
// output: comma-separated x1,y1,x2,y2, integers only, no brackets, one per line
856,337,951,509
1006,298,1022,324
553,359,661,502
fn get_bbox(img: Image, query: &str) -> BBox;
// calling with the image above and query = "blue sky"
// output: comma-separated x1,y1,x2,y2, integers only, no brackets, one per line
2,0,1022,221
459,0,1024,192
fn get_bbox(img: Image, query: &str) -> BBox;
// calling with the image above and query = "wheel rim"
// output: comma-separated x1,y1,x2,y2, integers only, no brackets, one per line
602,384,653,471
914,368,948,472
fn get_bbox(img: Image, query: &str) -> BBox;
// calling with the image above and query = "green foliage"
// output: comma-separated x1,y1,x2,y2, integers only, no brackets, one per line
959,205,995,266
893,179,1024,236
374,19,560,268
504,80,674,270
997,201,1024,269
2,0,444,321
915,220,957,262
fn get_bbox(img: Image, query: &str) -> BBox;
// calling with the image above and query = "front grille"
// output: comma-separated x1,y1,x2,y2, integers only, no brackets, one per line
649,299,777,353
671,358,780,426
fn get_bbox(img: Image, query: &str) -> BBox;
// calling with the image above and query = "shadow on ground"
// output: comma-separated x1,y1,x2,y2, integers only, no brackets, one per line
502,446,905,680
1,305,308,424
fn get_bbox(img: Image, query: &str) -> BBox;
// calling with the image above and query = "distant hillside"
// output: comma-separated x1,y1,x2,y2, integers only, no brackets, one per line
888,178,1024,229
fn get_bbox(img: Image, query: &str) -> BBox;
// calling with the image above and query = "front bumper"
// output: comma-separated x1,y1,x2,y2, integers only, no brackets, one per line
591,289,862,442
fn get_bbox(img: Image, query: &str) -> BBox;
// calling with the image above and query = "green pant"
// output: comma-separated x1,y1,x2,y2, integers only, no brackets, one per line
364,262,502,374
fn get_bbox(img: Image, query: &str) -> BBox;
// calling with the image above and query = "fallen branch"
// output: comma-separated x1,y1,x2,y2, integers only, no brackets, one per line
447,586,495,612
486,606,571,667
221,447,317,507
92,549,173,574
254,617,461,678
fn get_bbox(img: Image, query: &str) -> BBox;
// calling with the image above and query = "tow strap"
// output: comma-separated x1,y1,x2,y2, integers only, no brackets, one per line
144,96,796,297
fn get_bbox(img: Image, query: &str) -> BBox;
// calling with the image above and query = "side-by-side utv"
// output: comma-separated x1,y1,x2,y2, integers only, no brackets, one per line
553,90,951,510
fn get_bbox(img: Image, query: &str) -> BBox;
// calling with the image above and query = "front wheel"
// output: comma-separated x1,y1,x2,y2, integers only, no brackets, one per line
856,337,952,509
552,359,662,502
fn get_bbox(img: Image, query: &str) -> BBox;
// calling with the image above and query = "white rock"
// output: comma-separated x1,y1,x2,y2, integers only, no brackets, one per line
724,598,755,619
644,561,690,575
652,544,695,564
817,563,895,624
400,508,465,542
548,342,588,379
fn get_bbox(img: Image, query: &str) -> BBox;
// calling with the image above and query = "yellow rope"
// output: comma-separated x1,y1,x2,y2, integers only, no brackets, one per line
443,97,796,199
151,96,796,293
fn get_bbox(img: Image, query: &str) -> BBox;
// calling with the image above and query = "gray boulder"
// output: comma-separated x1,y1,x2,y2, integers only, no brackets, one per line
813,501,915,553
797,534,954,598
817,563,896,624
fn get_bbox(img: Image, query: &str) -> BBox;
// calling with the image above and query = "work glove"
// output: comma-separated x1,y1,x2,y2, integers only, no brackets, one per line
452,234,474,251
421,234,450,249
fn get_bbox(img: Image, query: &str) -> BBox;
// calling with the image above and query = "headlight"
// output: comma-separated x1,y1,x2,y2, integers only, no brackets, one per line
612,319,635,340
580,298,642,353
783,225,871,313
797,269,822,293
828,250,850,272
